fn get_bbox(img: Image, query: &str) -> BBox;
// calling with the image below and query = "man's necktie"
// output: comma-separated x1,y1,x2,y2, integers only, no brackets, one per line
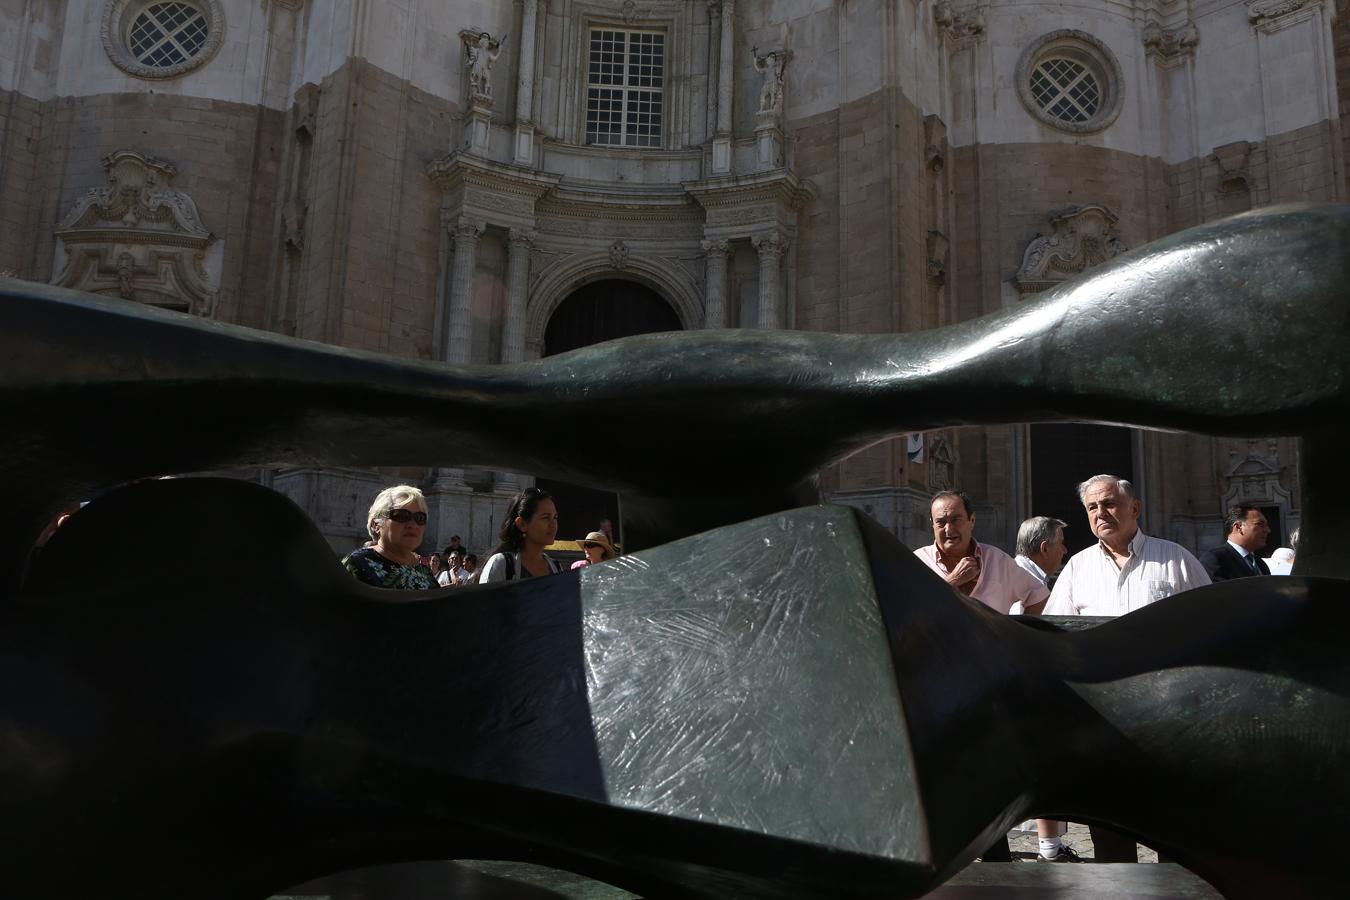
1249,553,1260,573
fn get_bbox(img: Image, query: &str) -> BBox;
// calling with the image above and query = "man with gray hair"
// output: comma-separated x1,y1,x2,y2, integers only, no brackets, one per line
1044,474,1209,863
1013,516,1068,593
1045,474,1209,618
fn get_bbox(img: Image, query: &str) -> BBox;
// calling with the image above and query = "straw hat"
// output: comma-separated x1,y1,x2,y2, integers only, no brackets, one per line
579,531,617,559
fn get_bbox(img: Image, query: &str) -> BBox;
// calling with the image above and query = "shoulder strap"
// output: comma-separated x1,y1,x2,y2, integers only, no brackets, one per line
504,552,516,581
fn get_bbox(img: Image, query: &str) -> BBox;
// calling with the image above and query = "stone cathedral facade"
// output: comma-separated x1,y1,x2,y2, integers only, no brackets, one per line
2,0,1345,556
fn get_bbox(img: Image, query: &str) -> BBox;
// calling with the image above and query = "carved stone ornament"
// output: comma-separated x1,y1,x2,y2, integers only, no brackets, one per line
928,436,954,491
621,0,641,25
1211,141,1255,193
923,115,947,174
609,239,631,270
460,29,502,103
1014,205,1126,295
1142,20,1198,66
1247,0,1317,27
933,1,985,43
102,0,226,81
927,230,949,286
752,48,789,117
53,150,217,316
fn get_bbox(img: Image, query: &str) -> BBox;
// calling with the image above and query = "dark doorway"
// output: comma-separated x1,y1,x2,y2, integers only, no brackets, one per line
1260,505,1284,550
537,279,683,551
1030,424,1134,555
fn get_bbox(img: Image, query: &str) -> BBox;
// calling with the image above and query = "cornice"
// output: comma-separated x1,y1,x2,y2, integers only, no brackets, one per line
682,169,815,212
537,184,703,223
425,151,562,198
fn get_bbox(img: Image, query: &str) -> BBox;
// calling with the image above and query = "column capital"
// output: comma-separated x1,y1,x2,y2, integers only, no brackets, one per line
700,238,730,258
751,232,787,259
451,217,485,242
508,227,538,248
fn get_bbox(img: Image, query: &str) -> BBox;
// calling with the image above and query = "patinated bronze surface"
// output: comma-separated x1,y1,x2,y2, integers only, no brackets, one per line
1,205,1349,900
10,480,1348,900
2,205,1347,582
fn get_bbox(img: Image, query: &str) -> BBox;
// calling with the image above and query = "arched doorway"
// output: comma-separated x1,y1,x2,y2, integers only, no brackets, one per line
537,279,683,551
1030,424,1135,555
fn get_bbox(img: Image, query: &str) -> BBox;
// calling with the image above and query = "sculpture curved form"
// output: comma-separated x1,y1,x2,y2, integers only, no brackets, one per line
2,204,1348,583
5,477,1347,900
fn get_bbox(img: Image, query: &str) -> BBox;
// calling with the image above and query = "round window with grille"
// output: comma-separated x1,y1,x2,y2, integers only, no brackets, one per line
1016,31,1122,134
103,0,225,80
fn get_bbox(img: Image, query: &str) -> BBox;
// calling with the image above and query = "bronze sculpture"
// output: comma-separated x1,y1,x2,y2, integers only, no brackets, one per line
1,204,1348,898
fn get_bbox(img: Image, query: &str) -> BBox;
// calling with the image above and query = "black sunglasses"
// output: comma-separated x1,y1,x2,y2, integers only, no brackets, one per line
385,508,428,525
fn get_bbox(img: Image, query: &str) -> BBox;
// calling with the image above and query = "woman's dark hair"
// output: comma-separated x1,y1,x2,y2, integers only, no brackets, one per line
495,487,555,554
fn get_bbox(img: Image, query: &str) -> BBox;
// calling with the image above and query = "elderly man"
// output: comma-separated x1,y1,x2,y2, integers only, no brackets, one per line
1014,516,1068,591
1012,515,1077,861
1044,474,1210,863
1044,475,1209,617
915,491,1050,615
1200,504,1271,581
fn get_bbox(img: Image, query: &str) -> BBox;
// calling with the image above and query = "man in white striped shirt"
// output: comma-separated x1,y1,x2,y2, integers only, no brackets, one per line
1044,474,1210,617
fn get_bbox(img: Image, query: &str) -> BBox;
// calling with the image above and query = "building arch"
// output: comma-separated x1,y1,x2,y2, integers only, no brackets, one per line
525,250,702,355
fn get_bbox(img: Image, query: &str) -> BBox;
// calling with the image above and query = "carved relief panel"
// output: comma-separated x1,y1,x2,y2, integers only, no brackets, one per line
53,150,218,316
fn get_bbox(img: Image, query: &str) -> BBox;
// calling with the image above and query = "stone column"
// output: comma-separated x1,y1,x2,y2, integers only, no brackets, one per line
752,232,786,329
496,227,535,492
712,0,735,173
513,0,540,164
705,0,721,139
502,228,535,364
446,217,484,365
434,217,483,491
701,238,730,328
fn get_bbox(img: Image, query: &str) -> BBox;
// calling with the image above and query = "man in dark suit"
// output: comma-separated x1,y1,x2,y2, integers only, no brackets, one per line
1200,504,1272,581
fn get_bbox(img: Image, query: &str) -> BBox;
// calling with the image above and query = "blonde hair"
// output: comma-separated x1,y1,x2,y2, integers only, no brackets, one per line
366,484,428,539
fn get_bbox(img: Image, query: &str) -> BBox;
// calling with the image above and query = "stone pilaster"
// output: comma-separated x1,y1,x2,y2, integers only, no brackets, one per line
446,217,484,365
713,0,735,173
752,232,786,329
503,228,535,363
701,238,730,327
514,0,541,164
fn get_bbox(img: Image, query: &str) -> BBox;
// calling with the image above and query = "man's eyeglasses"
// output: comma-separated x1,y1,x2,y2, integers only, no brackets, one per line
385,508,428,526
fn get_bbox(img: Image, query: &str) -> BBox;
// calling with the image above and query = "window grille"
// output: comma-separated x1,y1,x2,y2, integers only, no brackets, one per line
586,29,665,147
128,2,210,69
1029,57,1101,124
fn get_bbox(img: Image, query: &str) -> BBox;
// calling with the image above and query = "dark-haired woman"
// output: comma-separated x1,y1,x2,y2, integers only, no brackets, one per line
478,487,562,584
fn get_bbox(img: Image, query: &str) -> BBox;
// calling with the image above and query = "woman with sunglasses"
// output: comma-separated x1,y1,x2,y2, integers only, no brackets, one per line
570,531,617,570
478,487,562,584
341,484,437,590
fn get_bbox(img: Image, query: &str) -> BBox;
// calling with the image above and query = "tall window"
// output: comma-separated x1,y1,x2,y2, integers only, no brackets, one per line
586,29,664,147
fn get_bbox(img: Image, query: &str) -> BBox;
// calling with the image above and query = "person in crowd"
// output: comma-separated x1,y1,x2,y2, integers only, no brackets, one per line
1265,526,1298,575
438,550,470,587
443,535,466,560
1045,474,1210,617
1012,514,1077,861
1013,516,1068,592
342,484,436,590
1200,504,1271,581
428,552,445,581
462,553,478,579
479,487,563,583
1044,474,1210,862
598,518,617,550
914,490,1049,615
914,490,1048,863
571,531,617,570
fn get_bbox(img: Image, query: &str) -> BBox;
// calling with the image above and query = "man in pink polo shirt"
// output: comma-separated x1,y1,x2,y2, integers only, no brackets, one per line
914,490,1050,615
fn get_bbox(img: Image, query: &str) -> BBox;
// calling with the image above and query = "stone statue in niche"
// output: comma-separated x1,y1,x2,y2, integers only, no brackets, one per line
752,47,787,117
463,30,503,100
